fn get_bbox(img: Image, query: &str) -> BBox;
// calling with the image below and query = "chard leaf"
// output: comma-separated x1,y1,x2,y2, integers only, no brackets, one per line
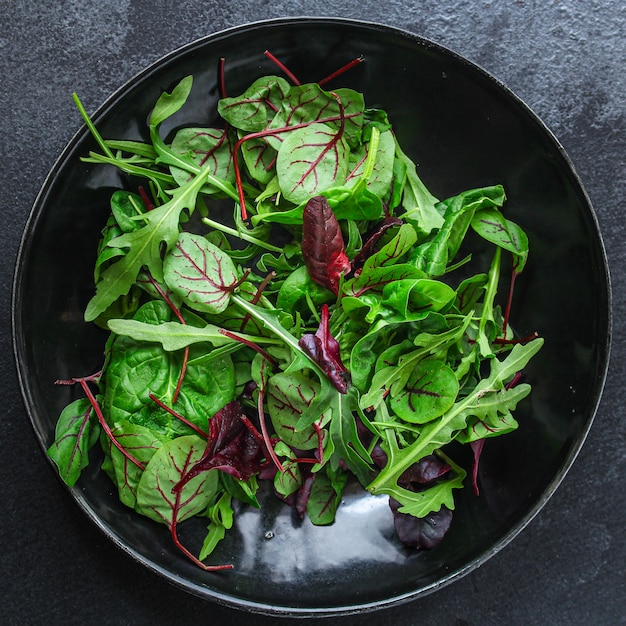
471,208,529,271
217,75,291,132
268,83,364,149
266,371,332,450
176,401,264,485
301,195,351,296
273,442,302,498
84,167,212,322
46,398,100,487
360,316,471,411
135,435,219,526
388,359,459,424
240,133,277,184
276,123,349,204
343,264,426,299
307,466,348,525
170,127,235,192
163,232,239,314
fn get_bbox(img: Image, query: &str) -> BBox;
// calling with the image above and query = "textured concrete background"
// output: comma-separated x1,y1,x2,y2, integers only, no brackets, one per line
2,1,625,624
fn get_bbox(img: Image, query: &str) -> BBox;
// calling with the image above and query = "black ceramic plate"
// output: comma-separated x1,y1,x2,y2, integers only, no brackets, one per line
13,17,610,616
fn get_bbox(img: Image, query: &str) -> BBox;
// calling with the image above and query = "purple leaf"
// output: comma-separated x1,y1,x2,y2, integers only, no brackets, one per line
175,401,264,490
389,499,453,549
397,454,452,487
299,304,351,393
470,438,485,496
301,195,351,295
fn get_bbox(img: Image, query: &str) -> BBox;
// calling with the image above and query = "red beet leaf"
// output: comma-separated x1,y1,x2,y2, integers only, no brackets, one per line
301,195,351,295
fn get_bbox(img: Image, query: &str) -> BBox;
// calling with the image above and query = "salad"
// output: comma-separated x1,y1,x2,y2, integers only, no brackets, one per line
47,52,542,570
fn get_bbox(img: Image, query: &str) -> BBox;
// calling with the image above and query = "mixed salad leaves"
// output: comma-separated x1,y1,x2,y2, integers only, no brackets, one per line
47,52,542,570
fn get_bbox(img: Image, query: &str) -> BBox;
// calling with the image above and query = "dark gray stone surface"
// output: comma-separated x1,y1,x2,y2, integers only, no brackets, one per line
2,1,624,624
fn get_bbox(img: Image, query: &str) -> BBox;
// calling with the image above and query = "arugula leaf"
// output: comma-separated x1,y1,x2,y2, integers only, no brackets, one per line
84,166,213,321
367,339,543,498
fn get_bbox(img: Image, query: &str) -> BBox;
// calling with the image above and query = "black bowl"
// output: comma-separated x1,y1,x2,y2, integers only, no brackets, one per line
12,17,611,616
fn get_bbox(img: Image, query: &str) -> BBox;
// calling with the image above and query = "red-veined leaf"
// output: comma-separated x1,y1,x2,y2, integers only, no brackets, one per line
276,123,349,204
163,232,239,314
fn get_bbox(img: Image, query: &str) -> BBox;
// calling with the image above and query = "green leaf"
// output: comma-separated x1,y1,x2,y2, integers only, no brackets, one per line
199,491,234,559
306,465,348,525
163,232,239,314
135,435,219,526
46,398,100,487
471,207,529,271
276,123,349,204
149,75,193,127
170,127,235,192
367,338,543,497
409,185,506,276
218,75,291,132
347,128,395,198
84,167,212,322
266,371,332,450
103,420,165,507
273,442,302,498
107,318,273,352
327,390,373,485
394,137,442,236
387,453,466,518
104,302,236,438
388,359,459,424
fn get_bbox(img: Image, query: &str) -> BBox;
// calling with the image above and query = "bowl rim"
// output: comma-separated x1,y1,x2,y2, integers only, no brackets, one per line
11,15,613,617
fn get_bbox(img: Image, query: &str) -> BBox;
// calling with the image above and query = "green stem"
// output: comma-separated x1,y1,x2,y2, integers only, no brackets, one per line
73,93,115,159
201,217,283,253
